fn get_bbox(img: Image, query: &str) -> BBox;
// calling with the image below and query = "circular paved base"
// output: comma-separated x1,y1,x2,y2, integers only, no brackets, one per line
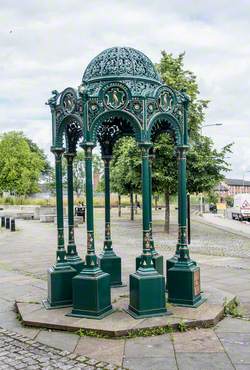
15,286,235,337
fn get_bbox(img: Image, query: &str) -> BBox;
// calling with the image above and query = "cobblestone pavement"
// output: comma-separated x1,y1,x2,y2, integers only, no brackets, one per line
0,209,249,369
0,328,121,370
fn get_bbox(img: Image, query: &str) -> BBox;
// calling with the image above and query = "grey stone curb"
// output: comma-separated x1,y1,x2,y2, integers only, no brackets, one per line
15,296,236,338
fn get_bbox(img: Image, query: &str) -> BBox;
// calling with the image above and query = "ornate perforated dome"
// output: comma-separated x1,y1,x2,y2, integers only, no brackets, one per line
82,47,161,84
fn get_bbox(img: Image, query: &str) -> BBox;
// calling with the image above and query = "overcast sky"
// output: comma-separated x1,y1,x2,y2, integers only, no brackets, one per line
0,0,250,179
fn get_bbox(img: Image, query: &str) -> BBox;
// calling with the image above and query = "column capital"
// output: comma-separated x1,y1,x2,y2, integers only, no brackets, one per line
138,142,153,150
51,147,65,158
176,145,189,151
80,142,95,150
102,155,112,162
64,152,76,163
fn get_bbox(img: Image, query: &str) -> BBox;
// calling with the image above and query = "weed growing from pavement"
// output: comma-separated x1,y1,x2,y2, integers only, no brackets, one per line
224,297,243,318
76,323,176,339
177,320,188,332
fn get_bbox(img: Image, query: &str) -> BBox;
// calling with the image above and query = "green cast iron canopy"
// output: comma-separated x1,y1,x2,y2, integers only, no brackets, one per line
82,47,162,85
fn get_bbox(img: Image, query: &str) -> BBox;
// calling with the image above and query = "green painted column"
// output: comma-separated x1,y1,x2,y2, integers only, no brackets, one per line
98,156,122,286
136,152,163,274
128,143,167,319
70,143,113,319
178,147,189,260
64,152,84,273
45,148,76,309
104,156,112,250
141,145,153,267
148,155,153,244
167,145,205,307
84,145,97,268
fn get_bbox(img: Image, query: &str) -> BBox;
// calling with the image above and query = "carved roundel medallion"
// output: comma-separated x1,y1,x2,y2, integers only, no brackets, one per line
63,92,76,113
158,90,174,112
104,86,127,110
60,88,77,114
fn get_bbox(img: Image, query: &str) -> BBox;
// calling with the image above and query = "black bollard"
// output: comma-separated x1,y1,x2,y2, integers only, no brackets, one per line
1,217,5,228
10,219,15,232
5,217,10,229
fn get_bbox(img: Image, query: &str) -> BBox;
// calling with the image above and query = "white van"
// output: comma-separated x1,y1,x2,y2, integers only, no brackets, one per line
231,193,250,221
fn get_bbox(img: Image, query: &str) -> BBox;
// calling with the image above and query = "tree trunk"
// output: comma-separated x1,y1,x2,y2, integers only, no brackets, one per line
118,194,121,217
154,195,158,211
135,194,138,215
164,190,170,233
130,191,134,221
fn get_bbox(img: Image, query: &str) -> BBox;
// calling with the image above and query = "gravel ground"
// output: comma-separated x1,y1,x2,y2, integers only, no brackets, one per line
150,211,250,258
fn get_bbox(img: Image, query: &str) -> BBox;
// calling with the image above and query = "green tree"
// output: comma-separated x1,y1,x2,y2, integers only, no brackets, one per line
153,51,231,232
156,51,209,136
110,137,141,220
48,150,102,198
108,51,231,232
0,131,45,196
24,137,52,177
152,133,232,232
187,136,232,194
72,151,85,197
152,134,177,233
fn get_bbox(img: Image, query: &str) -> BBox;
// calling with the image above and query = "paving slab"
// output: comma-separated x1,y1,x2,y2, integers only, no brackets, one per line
124,335,174,357
215,317,250,333
234,365,250,370
173,329,224,353
75,337,125,366
176,352,234,370
216,332,250,365
123,356,178,370
237,290,250,303
0,309,40,338
241,303,250,319
36,330,79,352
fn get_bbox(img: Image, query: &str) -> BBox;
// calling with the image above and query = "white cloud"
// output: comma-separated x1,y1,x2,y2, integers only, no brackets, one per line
0,0,250,179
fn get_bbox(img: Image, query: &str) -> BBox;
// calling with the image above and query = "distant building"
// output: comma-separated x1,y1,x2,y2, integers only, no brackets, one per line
216,178,250,200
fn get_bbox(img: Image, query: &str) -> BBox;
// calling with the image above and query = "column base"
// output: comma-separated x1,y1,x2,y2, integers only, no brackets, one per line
166,254,179,290
136,253,163,275
67,243,85,273
166,252,197,290
98,249,123,287
46,263,77,309
69,266,113,319
167,259,206,307
128,267,167,318
67,255,85,274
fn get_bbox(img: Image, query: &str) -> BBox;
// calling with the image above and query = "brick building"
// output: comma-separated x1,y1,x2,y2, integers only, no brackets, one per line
216,178,250,200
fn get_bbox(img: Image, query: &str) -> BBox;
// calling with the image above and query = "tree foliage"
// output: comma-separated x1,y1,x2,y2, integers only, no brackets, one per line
48,150,103,197
156,51,209,136
24,137,52,177
110,137,141,195
106,51,232,231
0,131,45,196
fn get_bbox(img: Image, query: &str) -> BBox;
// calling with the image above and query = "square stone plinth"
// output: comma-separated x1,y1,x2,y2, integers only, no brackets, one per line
16,286,235,337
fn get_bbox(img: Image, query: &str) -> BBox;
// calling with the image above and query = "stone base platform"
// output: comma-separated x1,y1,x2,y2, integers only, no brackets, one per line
16,286,235,338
